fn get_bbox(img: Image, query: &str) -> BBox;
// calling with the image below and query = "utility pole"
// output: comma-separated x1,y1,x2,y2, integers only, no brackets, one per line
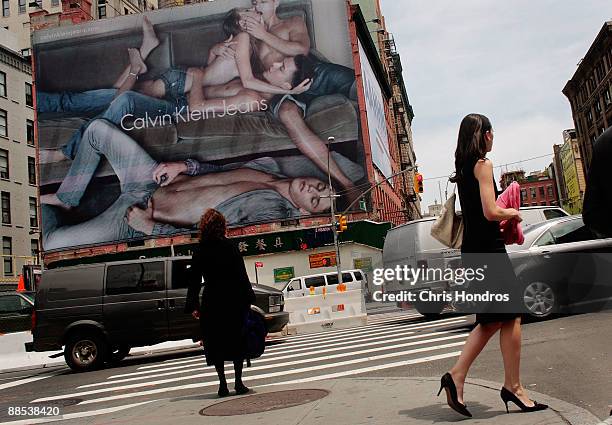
327,137,343,285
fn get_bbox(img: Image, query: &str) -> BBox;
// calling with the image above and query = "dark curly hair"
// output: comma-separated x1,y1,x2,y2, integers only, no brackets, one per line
198,209,227,242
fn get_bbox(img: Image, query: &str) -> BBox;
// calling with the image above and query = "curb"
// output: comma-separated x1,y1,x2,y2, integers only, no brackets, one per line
0,343,202,375
462,377,603,425
596,415,612,425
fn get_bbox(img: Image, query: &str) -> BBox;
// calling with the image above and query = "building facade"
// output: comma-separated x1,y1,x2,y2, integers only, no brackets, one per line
557,129,586,214
0,31,39,283
1,0,156,54
562,21,612,172
500,169,559,207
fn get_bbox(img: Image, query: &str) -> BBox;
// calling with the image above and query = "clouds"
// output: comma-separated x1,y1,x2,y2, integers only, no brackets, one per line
379,0,611,210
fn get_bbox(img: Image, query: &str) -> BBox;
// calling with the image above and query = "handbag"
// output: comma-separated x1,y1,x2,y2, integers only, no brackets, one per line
431,183,464,249
243,309,267,367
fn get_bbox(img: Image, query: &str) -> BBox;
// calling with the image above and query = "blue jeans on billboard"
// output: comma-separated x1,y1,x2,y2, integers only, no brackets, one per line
37,90,176,160
42,119,159,251
270,60,357,117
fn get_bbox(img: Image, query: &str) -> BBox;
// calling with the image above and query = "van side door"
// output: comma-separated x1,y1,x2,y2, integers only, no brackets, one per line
167,259,200,340
103,261,168,346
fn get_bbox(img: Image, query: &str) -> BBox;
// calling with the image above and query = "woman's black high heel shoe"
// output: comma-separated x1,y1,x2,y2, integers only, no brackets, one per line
500,387,548,413
437,372,472,417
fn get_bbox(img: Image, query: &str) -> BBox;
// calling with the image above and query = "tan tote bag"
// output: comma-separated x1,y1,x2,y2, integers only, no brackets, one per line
430,186,463,249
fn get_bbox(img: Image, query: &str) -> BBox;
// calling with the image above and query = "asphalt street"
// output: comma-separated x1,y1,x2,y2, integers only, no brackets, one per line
0,306,610,423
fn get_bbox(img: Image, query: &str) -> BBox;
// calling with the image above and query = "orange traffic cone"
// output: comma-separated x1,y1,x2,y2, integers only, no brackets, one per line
17,274,25,292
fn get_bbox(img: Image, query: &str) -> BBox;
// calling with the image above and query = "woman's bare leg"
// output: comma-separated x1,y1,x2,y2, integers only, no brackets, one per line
113,16,159,89
115,48,148,98
448,322,502,404
500,317,535,406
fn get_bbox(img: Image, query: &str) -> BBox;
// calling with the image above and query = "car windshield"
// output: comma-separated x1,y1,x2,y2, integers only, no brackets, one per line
507,220,556,252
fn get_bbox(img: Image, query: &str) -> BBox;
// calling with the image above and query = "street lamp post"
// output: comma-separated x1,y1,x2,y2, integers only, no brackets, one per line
327,137,343,285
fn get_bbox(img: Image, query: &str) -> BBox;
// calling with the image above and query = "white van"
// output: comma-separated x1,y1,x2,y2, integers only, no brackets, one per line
281,269,367,298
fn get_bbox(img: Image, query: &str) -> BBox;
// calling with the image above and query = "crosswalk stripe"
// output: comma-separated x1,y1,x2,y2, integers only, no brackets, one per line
80,332,467,388
139,317,469,371
257,351,462,387
71,342,466,406
106,327,463,380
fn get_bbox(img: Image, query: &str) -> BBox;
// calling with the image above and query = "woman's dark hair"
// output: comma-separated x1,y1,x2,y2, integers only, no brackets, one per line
449,113,492,183
292,54,316,88
222,8,264,76
198,209,227,242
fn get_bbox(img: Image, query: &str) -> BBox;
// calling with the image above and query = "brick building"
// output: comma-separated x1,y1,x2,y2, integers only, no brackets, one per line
562,21,612,172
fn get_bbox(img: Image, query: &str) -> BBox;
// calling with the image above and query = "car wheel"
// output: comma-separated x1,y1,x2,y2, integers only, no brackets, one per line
415,299,445,319
107,344,131,365
523,281,558,318
64,332,107,372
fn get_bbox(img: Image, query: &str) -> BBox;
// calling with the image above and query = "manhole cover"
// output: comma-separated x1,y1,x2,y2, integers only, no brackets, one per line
199,389,329,416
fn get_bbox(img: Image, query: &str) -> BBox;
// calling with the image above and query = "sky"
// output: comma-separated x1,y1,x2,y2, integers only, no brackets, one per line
378,0,612,213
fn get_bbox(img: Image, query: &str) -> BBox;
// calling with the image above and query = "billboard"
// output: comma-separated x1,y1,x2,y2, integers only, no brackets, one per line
33,0,366,252
358,40,392,181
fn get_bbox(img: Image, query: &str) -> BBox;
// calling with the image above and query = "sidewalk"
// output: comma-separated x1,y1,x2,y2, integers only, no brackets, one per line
0,332,200,374
60,377,603,425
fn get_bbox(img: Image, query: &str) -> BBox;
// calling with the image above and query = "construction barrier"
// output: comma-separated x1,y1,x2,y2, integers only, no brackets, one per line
284,289,368,335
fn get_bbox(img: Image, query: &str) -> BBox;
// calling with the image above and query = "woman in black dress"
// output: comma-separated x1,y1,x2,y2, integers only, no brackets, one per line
185,209,256,397
437,114,548,417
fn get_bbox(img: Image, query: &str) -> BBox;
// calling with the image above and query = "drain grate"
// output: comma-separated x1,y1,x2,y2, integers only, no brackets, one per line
199,389,330,416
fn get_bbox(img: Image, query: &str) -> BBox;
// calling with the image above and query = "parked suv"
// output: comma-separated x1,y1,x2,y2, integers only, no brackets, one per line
26,256,288,372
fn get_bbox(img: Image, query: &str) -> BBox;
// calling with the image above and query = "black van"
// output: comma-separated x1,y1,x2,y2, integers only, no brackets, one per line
26,256,288,372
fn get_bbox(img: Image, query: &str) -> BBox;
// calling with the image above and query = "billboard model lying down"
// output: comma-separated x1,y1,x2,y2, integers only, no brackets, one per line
33,0,367,252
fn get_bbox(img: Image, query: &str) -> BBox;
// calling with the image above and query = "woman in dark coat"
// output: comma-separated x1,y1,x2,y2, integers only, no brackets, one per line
185,208,256,397
437,114,547,417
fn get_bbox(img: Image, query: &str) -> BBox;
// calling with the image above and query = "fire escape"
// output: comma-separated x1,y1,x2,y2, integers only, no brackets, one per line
382,34,420,219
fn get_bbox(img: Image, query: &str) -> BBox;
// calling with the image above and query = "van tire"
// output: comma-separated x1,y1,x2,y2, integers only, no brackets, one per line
415,300,445,319
107,344,131,365
64,332,107,372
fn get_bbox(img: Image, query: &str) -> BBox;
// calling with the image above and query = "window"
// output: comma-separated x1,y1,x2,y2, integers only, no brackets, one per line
171,259,193,290
20,48,31,58
27,156,36,185
1,192,10,224
530,187,536,199
98,0,106,18
594,99,602,119
30,239,39,257
0,149,8,179
342,272,354,283
605,86,612,107
26,120,34,145
546,185,553,198
51,0,59,6
550,219,594,245
0,295,30,313
286,279,301,291
3,237,12,276
533,230,555,247
520,189,527,203
326,273,338,285
538,186,545,197
29,197,38,228
304,276,325,288
1,0,8,17
18,0,25,13
124,7,129,14
0,109,7,137
0,71,6,97
25,83,33,107
105,262,165,295
543,209,566,220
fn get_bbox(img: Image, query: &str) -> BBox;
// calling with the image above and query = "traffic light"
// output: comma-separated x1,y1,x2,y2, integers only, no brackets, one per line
414,172,424,193
336,215,348,233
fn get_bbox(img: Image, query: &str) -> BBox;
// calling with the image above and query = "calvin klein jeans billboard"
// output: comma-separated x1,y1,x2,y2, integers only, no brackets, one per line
358,41,393,182
32,0,366,252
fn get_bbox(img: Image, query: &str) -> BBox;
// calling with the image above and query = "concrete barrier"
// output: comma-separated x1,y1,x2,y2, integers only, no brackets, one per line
284,289,368,335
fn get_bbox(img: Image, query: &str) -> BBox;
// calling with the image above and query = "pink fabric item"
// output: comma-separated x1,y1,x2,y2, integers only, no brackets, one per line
496,181,524,245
